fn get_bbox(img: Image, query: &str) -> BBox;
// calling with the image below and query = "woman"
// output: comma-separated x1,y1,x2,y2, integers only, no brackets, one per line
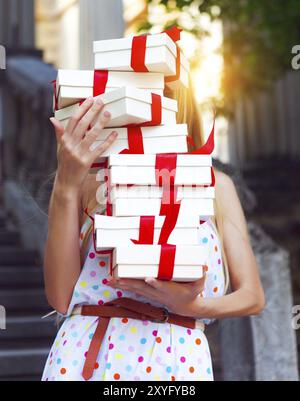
41,83,265,381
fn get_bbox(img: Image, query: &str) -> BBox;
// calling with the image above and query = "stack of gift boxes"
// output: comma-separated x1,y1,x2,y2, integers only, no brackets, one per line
53,27,215,282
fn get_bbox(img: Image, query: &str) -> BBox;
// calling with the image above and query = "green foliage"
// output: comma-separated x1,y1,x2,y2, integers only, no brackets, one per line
142,0,300,114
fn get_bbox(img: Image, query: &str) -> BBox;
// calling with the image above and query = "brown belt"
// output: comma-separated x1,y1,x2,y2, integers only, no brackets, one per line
71,297,203,381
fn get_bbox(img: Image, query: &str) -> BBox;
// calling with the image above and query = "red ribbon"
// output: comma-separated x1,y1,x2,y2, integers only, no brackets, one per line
165,46,181,85
158,244,176,280
139,93,162,127
155,153,177,187
158,203,181,245
120,127,144,154
155,154,181,246
190,117,215,155
51,80,59,111
131,35,148,72
130,26,182,75
131,216,155,245
103,159,112,216
165,26,182,43
93,70,109,97
190,116,215,187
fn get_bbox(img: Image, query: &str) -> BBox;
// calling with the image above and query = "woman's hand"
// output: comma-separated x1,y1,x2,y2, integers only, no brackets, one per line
107,275,206,317
50,97,118,194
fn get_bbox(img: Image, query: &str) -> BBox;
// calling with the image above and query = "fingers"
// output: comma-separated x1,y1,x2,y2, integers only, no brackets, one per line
144,277,165,290
65,97,94,135
107,278,162,301
50,117,65,143
109,278,146,290
81,109,113,148
89,131,118,158
145,274,206,297
188,274,206,296
72,98,106,143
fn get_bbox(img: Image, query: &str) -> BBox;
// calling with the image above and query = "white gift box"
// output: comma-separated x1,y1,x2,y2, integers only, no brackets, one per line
108,154,213,185
55,70,165,110
95,182,215,217
90,124,188,157
55,87,177,128
110,198,214,218
112,245,207,281
94,215,200,250
93,32,189,88
108,184,215,201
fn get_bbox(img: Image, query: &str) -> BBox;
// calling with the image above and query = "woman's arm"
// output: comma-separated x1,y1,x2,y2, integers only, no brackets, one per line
44,97,118,315
107,171,265,318
44,179,82,316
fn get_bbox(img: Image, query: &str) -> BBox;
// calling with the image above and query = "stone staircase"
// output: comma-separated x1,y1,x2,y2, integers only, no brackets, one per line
0,210,57,381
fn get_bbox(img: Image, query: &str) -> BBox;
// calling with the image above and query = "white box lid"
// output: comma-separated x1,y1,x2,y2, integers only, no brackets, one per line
94,32,177,58
94,214,199,230
109,184,215,199
114,244,209,265
94,124,188,140
109,153,212,167
56,70,165,91
57,70,94,90
55,87,178,120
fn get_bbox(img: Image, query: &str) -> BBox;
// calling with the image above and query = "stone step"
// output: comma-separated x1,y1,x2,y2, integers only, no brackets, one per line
0,288,50,313
0,347,49,378
0,247,40,266
0,231,20,247
0,315,57,340
0,266,44,288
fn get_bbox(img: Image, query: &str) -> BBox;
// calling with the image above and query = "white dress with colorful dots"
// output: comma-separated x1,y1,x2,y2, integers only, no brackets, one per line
41,207,225,381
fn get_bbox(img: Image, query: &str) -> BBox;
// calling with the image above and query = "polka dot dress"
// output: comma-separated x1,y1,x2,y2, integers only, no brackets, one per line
42,208,225,381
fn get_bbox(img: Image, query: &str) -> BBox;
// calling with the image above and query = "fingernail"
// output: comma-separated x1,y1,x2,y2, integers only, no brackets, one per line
104,111,111,118
87,97,94,103
96,98,103,105
112,131,118,137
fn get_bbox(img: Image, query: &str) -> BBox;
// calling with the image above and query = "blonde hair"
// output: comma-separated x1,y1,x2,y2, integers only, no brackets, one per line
79,80,230,293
